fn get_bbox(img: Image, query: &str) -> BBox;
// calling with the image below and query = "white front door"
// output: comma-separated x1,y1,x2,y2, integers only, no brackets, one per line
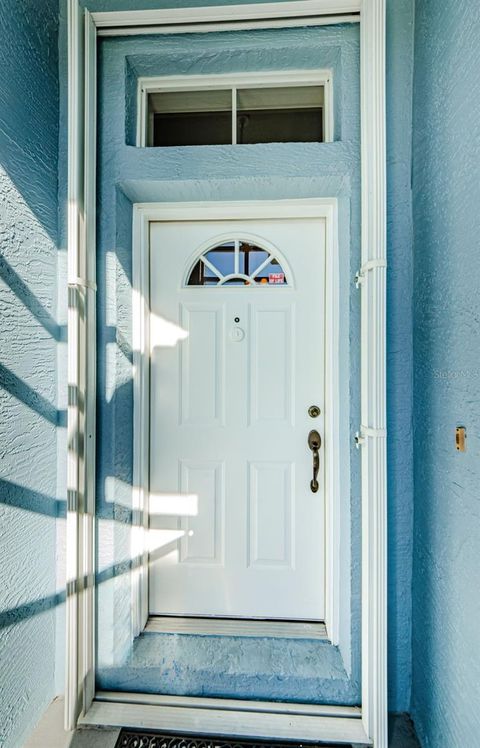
148,216,326,620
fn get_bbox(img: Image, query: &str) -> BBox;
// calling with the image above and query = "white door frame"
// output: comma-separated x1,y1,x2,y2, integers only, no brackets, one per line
66,1,386,745
131,198,340,637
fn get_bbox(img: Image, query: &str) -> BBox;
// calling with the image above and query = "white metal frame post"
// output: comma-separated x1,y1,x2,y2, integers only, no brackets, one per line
66,0,97,732
359,1,387,743
66,1,387,745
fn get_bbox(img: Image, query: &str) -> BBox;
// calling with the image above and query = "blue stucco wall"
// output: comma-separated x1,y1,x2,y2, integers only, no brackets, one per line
386,0,415,713
411,2,480,746
0,2,60,747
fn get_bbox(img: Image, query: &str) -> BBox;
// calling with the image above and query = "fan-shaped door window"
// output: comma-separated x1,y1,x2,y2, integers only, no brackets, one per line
186,240,289,287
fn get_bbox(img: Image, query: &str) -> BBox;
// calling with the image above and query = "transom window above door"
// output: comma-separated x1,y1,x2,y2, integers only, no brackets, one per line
137,70,333,147
185,239,290,286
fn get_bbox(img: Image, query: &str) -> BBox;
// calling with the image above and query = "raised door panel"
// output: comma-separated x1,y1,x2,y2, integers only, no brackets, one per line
249,305,294,427
179,461,225,565
180,303,225,426
248,461,294,569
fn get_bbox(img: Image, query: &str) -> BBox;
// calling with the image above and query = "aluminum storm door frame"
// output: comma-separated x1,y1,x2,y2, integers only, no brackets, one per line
66,1,387,745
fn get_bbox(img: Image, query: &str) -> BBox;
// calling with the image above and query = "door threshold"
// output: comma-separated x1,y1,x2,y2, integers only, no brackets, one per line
81,692,370,745
145,616,328,640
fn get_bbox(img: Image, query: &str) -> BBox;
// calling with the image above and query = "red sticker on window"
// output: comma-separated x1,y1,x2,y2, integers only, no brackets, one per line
269,273,285,284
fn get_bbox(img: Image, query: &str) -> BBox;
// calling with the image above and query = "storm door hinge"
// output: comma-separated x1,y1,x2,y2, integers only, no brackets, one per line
68,277,97,291
355,431,365,449
355,426,387,448
354,258,387,288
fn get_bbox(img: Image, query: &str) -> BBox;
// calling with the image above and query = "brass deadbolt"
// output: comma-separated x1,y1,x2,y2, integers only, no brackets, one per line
308,405,321,418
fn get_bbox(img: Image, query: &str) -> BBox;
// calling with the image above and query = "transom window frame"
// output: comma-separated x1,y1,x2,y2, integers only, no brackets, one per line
136,69,334,148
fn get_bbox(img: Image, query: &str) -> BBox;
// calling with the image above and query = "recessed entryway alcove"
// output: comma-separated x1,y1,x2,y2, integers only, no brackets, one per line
97,184,359,695
96,187,358,707
96,16,360,714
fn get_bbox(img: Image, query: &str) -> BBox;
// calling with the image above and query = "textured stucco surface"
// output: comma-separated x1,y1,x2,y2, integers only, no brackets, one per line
385,0,415,712
411,1,480,746
0,1,60,747
99,632,358,703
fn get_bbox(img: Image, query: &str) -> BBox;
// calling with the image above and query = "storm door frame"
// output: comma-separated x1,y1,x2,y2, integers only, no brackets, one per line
66,1,387,745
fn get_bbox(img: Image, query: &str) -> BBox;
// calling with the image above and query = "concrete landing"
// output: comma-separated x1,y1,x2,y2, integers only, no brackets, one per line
97,630,359,704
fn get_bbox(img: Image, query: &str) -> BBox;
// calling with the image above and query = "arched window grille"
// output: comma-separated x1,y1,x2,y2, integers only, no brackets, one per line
186,240,289,287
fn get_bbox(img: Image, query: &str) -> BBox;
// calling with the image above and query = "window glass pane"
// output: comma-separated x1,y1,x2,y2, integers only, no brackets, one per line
149,89,232,147
147,84,326,146
186,259,218,285
253,258,287,285
236,86,324,144
204,242,236,276
239,243,269,276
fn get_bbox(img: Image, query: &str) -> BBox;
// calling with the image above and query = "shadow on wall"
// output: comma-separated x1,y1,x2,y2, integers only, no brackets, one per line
0,546,144,632
0,2,64,747
0,161,135,746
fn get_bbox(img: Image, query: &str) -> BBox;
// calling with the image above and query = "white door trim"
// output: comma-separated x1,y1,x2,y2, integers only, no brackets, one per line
359,3,387,743
132,198,340,637
93,1,360,37
67,2,387,745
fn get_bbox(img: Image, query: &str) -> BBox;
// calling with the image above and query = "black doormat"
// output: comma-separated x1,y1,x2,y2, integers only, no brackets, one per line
115,731,353,748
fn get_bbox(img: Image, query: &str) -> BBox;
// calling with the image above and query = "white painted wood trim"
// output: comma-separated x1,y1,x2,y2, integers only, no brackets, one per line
231,86,238,145
98,16,359,37
323,199,341,647
92,1,361,30
360,1,388,746
136,78,148,153
146,616,328,640
131,198,341,647
65,1,96,732
80,701,370,745
83,7,98,718
131,210,150,638
96,691,362,719
136,70,334,147
133,198,340,221
66,0,82,729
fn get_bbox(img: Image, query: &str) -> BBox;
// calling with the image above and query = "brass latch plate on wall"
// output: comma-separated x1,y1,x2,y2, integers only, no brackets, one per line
456,426,467,452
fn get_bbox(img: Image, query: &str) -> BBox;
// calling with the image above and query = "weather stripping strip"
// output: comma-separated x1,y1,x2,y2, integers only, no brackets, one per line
145,616,328,640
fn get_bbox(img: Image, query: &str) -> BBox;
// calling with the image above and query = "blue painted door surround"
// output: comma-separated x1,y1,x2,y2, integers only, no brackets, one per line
95,22,362,704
